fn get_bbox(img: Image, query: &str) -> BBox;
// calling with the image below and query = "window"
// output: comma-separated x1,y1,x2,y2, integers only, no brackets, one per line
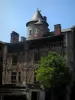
11,72,17,83
34,72,36,83
36,30,39,33
12,55,18,65
34,52,39,62
18,72,21,83
29,29,32,35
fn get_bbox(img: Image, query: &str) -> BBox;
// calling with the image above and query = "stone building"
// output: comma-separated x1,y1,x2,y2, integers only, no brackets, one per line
0,9,75,100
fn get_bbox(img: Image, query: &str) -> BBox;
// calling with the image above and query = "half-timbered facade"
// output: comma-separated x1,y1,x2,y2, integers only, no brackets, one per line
0,9,75,100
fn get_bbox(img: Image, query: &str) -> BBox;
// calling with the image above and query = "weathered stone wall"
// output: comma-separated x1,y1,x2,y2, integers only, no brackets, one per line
2,40,64,86
27,22,49,40
2,50,35,85
65,30,74,72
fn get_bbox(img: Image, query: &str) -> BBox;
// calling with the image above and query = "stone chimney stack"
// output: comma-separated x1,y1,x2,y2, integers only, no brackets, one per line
10,31,19,43
54,24,61,35
21,36,26,42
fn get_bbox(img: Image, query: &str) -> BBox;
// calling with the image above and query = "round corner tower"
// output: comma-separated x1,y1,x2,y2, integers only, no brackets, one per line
26,9,49,40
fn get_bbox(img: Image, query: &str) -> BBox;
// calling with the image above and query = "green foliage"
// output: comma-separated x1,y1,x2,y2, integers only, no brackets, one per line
36,52,71,88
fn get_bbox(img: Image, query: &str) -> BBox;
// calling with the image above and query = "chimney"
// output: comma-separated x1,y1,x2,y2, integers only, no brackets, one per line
10,31,19,43
54,24,61,35
21,36,26,42
43,16,47,22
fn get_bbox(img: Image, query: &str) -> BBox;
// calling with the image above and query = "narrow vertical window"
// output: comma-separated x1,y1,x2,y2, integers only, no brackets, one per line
34,52,38,62
29,29,32,35
18,72,21,83
11,72,17,83
34,72,36,83
12,55,17,65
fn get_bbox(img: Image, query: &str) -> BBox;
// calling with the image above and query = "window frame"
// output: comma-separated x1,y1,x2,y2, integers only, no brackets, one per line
12,54,18,65
11,72,17,83
29,29,32,35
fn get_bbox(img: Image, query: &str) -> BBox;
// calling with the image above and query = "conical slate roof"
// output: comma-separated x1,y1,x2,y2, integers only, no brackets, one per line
31,9,44,21
26,9,49,26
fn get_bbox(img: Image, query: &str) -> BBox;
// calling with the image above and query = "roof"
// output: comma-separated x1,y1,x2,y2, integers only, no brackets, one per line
26,9,49,26
26,34,65,49
5,26,73,53
5,33,65,53
61,28,71,32
0,41,5,46
31,9,44,21
6,42,25,53
0,41,5,44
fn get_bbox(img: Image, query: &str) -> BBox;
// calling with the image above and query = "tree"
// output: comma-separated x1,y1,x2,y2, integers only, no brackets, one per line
36,52,72,100
36,52,71,89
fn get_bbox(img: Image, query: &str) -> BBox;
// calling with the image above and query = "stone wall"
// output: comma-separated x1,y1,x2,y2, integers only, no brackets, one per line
2,40,64,86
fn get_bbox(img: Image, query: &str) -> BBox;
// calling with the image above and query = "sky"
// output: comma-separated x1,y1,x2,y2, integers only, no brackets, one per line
0,0,75,42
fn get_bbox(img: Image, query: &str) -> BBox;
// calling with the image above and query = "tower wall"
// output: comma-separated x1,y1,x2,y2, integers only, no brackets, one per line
27,22,49,40
26,9,49,40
